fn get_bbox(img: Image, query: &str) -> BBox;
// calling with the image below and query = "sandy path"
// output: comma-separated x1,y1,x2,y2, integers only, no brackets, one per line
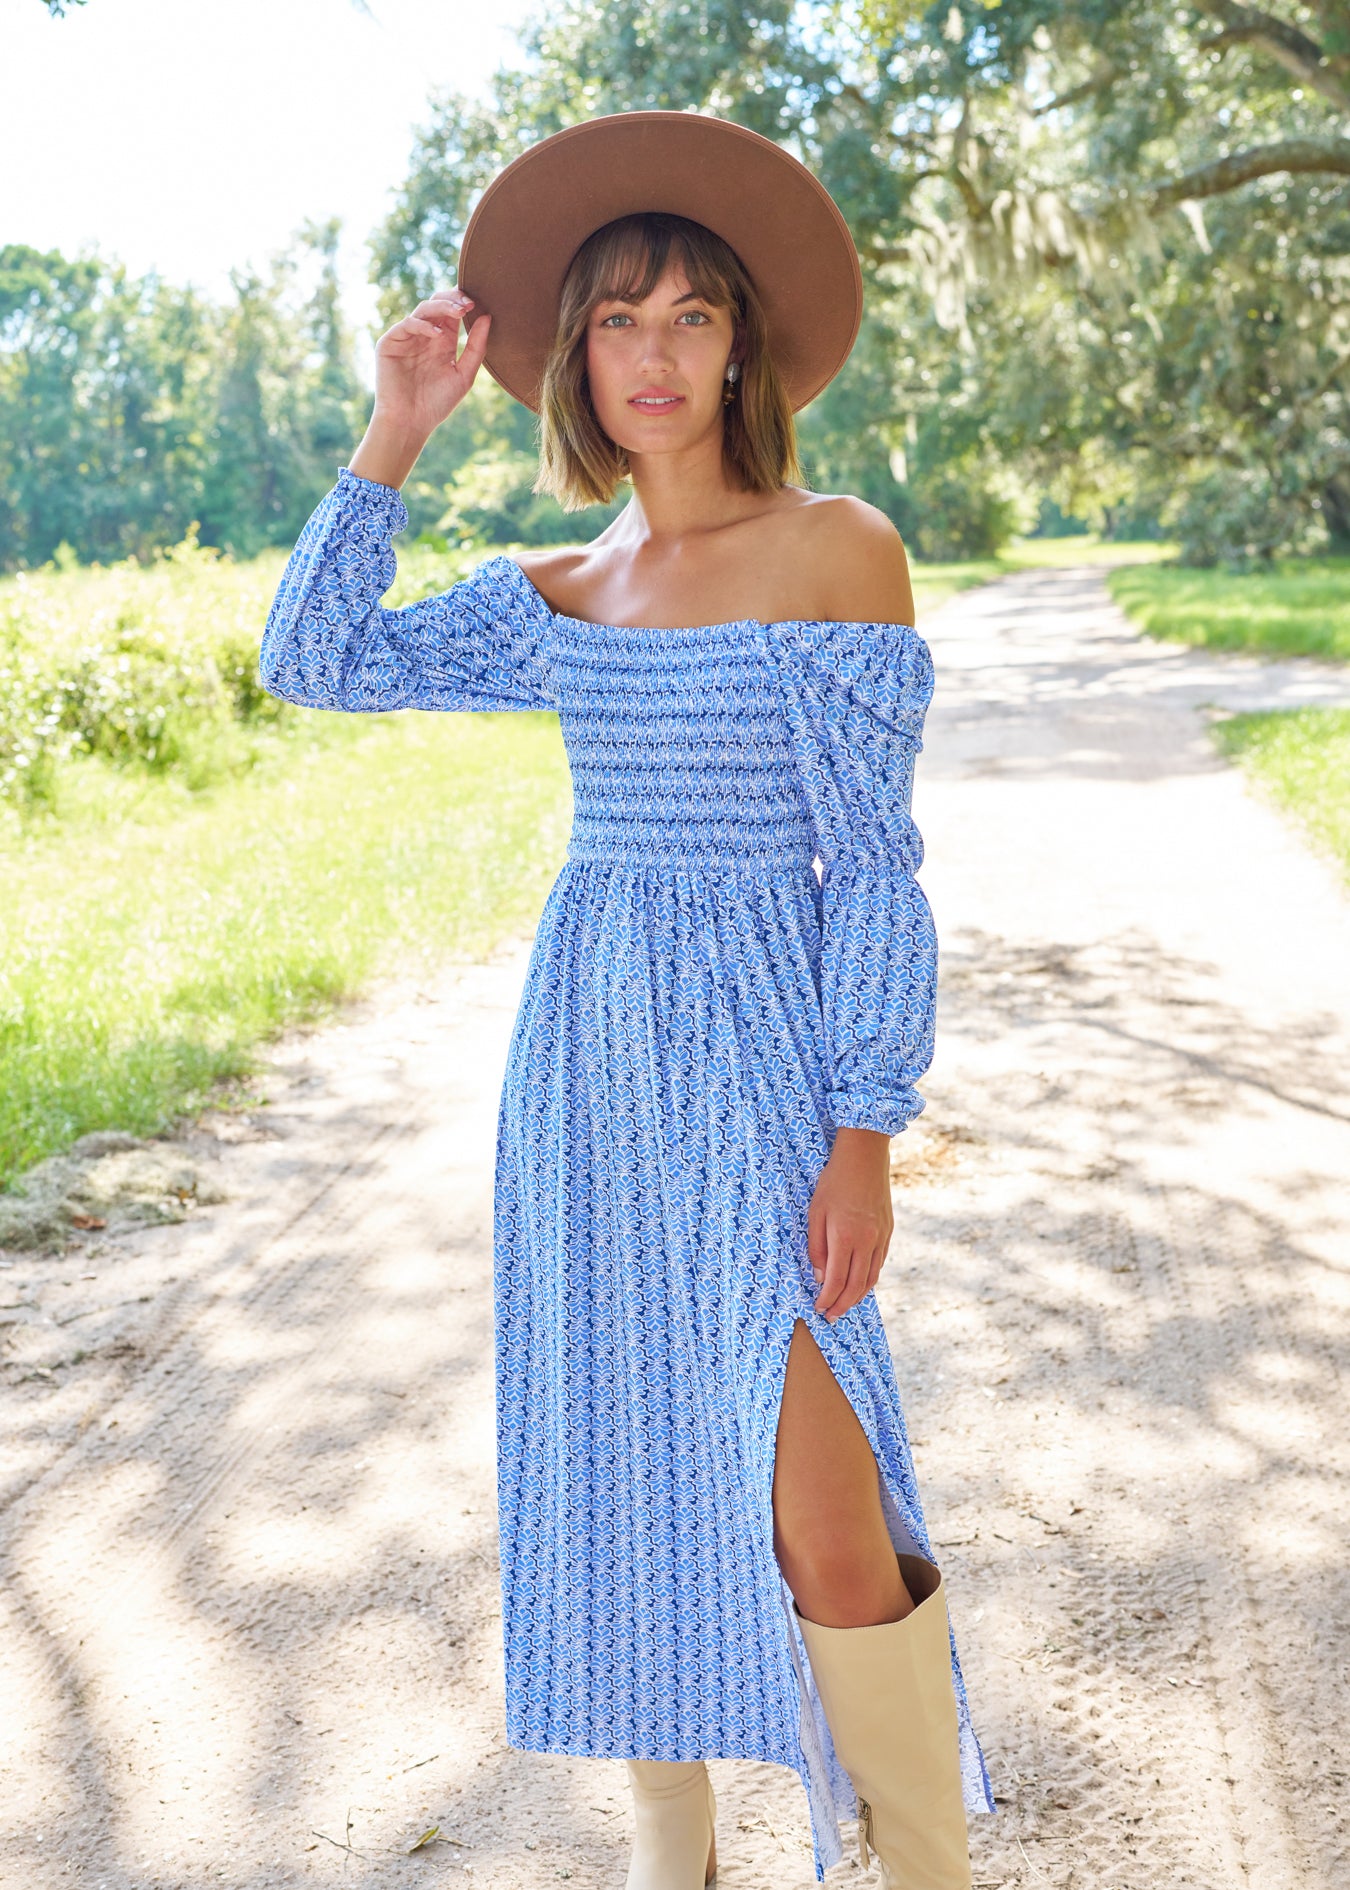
2,566,1347,1889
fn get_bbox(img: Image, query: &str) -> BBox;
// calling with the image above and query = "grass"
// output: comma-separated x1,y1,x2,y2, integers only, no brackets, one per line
1102,556,1350,894
0,709,570,1185
1212,708,1350,889
995,533,1178,571
0,531,572,1189
1105,556,1350,662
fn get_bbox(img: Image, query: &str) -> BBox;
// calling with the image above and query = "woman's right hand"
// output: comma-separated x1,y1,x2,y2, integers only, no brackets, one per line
370,288,491,439
349,289,491,488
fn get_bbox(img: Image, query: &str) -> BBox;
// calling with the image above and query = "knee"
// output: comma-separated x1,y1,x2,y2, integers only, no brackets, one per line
774,1511,896,1623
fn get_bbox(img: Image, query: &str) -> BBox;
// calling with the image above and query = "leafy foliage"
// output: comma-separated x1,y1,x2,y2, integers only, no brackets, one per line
0,529,476,806
0,221,367,569
26,0,1350,568
374,0,1350,564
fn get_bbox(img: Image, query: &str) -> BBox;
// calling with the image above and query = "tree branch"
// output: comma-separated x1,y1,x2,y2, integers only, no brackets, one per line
1276,343,1350,446
1188,0,1350,115
823,84,943,154
1147,135,1350,205
1030,58,1123,118
950,166,989,219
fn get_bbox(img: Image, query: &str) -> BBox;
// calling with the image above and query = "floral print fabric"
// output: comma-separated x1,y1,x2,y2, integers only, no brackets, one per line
260,468,996,1878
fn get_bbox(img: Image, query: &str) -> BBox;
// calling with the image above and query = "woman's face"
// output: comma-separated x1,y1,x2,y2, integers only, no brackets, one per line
584,258,738,456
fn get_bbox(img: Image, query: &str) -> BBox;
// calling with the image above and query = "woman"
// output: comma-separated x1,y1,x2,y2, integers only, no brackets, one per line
260,111,995,1888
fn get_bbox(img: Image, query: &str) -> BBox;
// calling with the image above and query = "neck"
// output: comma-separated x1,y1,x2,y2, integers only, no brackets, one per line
612,426,760,547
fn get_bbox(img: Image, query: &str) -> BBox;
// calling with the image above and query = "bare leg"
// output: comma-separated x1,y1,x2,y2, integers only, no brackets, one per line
772,1318,914,1627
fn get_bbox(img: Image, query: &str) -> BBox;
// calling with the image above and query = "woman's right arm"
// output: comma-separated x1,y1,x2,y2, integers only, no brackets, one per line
259,293,555,717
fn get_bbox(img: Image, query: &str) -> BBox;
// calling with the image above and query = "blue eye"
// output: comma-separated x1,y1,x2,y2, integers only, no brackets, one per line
597,309,712,327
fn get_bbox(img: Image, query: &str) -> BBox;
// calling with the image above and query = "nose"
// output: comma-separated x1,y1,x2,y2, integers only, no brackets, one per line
637,320,676,372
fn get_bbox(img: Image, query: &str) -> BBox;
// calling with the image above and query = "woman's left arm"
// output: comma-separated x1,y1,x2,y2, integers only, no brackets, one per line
809,804,937,1322
772,502,936,1323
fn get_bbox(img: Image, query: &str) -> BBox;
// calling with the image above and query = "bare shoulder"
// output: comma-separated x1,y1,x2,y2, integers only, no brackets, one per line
787,492,915,626
507,544,589,615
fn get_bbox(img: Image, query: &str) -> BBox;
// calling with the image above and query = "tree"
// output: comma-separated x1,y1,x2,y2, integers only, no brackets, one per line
373,0,1350,561
199,222,366,558
0,246,221,565
0,227,367,569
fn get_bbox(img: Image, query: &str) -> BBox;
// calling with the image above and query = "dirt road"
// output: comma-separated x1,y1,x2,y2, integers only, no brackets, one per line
3,566,1347,1889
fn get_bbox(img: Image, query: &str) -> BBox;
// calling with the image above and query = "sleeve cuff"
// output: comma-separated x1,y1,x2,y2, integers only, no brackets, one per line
827,1088,927,1138
336,465,410,534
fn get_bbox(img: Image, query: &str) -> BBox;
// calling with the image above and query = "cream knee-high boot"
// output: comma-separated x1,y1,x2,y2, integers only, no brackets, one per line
795,1554,972,1890
624,1759,717,1888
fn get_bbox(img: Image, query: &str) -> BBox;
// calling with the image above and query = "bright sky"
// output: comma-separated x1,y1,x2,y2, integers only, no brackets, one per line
1,0,536,375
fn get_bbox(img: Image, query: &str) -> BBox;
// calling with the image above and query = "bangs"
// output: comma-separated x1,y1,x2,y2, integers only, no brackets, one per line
572,215,743,318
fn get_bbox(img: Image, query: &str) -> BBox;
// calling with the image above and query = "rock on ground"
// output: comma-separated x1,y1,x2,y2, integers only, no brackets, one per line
0,563,1346,1889
0,1132,229,1251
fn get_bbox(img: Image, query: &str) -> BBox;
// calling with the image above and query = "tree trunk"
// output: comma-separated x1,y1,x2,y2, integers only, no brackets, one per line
1320,473,1350,551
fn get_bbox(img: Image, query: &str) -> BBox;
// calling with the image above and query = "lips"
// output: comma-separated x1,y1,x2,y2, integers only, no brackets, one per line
628,392,684,410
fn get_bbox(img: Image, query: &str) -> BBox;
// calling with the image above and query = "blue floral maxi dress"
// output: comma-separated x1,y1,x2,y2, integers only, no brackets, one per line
260,468,996,1880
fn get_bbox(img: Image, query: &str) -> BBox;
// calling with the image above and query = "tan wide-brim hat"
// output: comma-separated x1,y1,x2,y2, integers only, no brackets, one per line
457,110,863,414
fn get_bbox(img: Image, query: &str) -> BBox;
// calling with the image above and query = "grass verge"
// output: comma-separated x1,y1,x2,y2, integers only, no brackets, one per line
1211,708,1350,890
1106,557,1350,661
1,710,570,1187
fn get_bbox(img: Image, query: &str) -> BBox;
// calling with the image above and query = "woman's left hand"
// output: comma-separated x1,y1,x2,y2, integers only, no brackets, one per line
808,1127,894,1322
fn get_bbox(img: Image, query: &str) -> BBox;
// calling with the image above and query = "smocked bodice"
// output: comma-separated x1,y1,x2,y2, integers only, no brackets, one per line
550,617,816,874
258,470,940,1136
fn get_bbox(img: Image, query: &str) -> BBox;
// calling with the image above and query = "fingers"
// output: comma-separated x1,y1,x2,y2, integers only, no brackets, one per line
812,1206,844,1317
410,291,491,369
865,1219,891,1298
812,1217,891,1322
813,1253,845,1321
385,288,478,347
457,308,492,373
411,287,475,325
808,1202,849,1319
865,1246,886,1296
815,1246,875,1322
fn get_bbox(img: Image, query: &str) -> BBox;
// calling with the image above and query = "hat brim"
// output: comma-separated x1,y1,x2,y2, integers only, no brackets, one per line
457,111,862,415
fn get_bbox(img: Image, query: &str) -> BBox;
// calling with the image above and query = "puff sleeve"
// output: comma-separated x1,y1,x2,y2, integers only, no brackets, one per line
259,468,556,713
761,617,938,1137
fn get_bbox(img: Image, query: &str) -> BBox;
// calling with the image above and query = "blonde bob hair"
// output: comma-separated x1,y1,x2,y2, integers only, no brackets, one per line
532,211,804,511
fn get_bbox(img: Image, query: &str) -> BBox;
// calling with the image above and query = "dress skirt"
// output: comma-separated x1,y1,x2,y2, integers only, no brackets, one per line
259,470,997,1880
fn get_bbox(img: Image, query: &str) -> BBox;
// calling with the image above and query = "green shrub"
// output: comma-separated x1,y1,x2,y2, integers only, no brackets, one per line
1161,465,1326,570
0,529,478,805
